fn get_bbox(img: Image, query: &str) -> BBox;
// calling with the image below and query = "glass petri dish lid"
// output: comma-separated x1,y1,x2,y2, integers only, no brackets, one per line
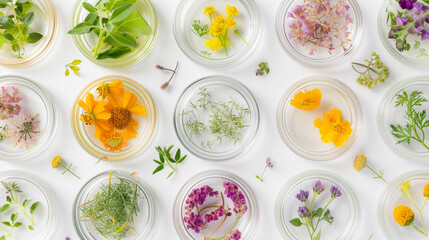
173,170,258,240
378,76,429,162
276,0,363,67
277,76,362,161
275,170,360,240
73,170,157,240
173,0,261,67
378,0,429,67
174,75,259,161
70,0,158,68
378,171,429,240
71,75,157,161
0,0,57,66
0,170,56,240
0,75,57,161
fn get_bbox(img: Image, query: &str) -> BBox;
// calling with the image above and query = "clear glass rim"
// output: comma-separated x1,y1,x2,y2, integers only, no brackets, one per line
70,75,157,161
70,0,159,68
377,75,429,162
0,75,58,162
276,75,363,161
377,0,429,67
173,75,260,161
275,0,363,67
173,0,261,68
377,170,429,240
72,170,157,240
0,0,58,66
275,169,361,240
172,169,258,240
0,170,56,240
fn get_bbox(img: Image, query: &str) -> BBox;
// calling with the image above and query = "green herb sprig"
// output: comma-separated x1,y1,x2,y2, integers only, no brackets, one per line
191,20,209,37
152,145,187,179
68,0,152,60
65,59,81,76
0,126,6,143
351,52,389,88
0,0,44,59
256,62,269,76
390,90,429,150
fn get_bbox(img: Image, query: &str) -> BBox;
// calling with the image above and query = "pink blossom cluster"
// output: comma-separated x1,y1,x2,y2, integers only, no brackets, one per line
6,113,41,149
0,87,22,120
223,181,248,216
287,0,353,55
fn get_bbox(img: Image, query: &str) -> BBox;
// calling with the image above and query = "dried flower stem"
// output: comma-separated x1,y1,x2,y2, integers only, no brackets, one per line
158,62,179,90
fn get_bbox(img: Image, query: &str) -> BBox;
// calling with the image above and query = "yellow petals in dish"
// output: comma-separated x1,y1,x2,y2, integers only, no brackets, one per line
96,80,124,99
204,6,216,15
353,154,366,172
314,109,353,147
424,183,429,198
290,88,321,111
226,5,239,16
393,206,415,226
78,93,111,139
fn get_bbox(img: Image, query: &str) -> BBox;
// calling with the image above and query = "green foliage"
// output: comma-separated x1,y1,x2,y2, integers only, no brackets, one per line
0,126,6,143
65,59,81,76
68,0,152,59
152,145,187,179
191,20,209,37
351,52,389,89
256,62,269,76
0,0,44,58
390,90,429,150
289,218,302,227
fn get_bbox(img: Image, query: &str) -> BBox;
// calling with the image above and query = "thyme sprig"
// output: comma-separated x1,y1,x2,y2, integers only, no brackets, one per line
390,90,429,150
152,145,187,179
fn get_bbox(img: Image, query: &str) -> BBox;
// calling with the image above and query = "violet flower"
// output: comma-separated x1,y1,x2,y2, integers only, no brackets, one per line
183,212,204,233
227,229,242,240
396,16,409,26
298,206,310,218
224,181,247,216
330,185,342,198
185,185,218,209
313,180,326,195
399,0,416,9
295,190,309,202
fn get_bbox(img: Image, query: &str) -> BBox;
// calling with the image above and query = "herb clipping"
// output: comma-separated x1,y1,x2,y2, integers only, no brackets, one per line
68,0,152,60
65,59,81,77
152,145,187,179
0,0,44,59
351,52,389,89
353,154,388,184
255,62,269,76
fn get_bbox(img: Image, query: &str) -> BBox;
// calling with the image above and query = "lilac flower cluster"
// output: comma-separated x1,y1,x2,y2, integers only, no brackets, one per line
6,113,41,149
223,181,247,216
287,0,353,55
0,87,22,120
226,229,242,240
185,185,219,209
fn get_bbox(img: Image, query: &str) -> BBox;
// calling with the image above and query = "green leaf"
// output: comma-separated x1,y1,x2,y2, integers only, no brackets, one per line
22,199,31,207
109,32,137,48
82,2,96,13
6,196,11,203
159,153,165,163
2,222,11,227
72,59,81,65
30,202,40,214
313,230,321,240
424,0,429,4
13,222,22,227
0,34,4,50
11,213,17,222
153,160,162,165
104,0,136,10
152,164,164,175
0,235,6,240
313,208,323,218
27,32,43,43
84,12,99,25
175,148,181,161
167,171,174,179
110,3,135,23
28,225,34,230
0,16,13,29
68,22,95,35
23,12,34,26
116,10,151,35
178,155,187,163
289,218,302,227
96,46,131,59
0,204,9,212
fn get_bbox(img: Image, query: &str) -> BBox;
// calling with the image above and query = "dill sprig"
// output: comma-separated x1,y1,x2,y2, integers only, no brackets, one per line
78,172,143,240
182,87,250,149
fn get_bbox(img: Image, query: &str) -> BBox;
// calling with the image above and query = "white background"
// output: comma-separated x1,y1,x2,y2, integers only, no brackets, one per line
1,0,429,239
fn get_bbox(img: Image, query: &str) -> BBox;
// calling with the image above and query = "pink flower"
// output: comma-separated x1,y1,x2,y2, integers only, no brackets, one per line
6,113,42,149
0,87,22,120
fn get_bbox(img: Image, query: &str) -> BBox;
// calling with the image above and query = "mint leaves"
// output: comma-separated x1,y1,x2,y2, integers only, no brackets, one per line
68,0,152,60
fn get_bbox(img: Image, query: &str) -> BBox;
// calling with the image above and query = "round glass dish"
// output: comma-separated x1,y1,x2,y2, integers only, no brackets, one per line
0,75,57,161
174,75,259,161
0,0,57,66
275,170,360,240
378,0,429,67
276,0,363,67
0,170,56,240
173,170,258,240
378,76,429,162
73,170,157,240
70,0,158,68
71,75,157,161
277,76,362,161
378,171,429,240
173,0,261,67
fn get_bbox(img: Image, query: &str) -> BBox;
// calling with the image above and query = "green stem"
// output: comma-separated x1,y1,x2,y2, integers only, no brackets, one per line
364,163,387,184
412,223,427,237
313,197,334,232
165,158,177,172
60,163,80,179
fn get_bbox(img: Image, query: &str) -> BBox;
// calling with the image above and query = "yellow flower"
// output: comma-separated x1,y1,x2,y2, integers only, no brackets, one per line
204,6,216,15
100,130,128,152
401,180,411,197
314,109,353,147
209,21,225,37
290,88,322,111
424,183,429,198
393,206,415,226
78,93,112,139
215,15,225,23
204,38,223,51
96,80,124,99
52,155,62,168
353,154,367,172
225,17,237,28
226,5,239,16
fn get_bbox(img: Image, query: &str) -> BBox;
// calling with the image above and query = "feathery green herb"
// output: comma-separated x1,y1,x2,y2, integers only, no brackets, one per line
390,90,429,151
68,0,152,60
152,145,187,179
0,0,45,59
78,172,143,240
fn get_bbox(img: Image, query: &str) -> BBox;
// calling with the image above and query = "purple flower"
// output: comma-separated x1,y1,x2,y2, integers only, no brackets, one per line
0,86,22,120
396,16,409,26
287,4,306,18
227,229,242,240
224,181,247,215
295,190,309,202
398,0,416,9
422,30,429,40
298,206,310,218
411,2,425,20
266,157,273,168
185,185,218,209
312,180,326,195
65,238,71,240
204,206,225,224
183,212,204,233
330,185,342,198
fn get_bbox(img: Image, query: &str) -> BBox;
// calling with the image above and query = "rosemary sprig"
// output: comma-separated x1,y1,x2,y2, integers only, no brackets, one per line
152,145,187,179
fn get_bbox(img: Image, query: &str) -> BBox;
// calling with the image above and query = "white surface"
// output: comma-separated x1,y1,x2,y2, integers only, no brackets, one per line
1,0,428,239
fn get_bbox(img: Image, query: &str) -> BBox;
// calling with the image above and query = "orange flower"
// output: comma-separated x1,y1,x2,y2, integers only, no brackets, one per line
96,80,124,99
314,109,353,147
106,90,147,139
290,88,322,111
78,93,111,139
100,131,127,152
393,206,414,226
